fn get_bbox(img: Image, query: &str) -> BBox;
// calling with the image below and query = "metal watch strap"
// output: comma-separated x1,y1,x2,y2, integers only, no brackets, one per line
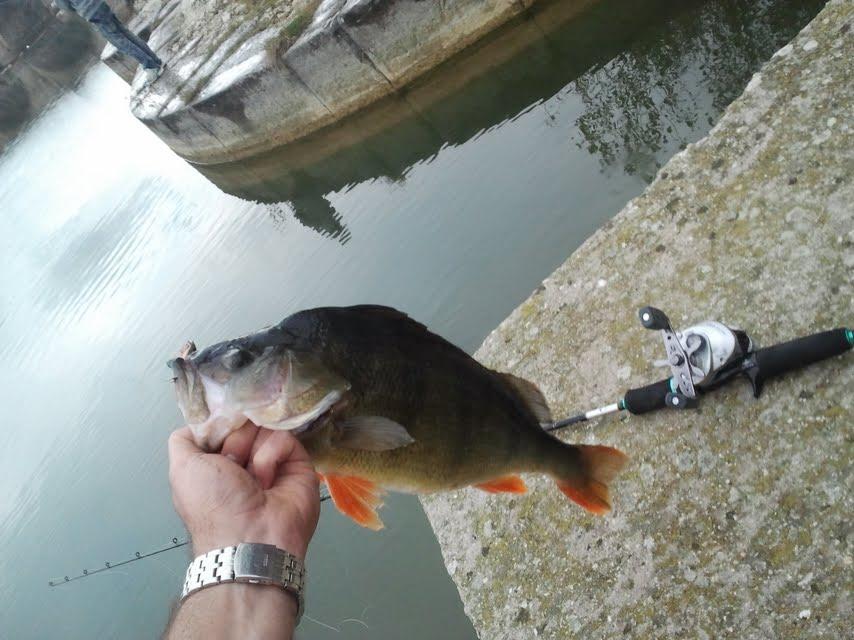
181,543,305,623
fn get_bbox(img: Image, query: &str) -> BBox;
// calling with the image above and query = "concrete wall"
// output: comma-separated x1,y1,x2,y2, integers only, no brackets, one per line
128,0,594,164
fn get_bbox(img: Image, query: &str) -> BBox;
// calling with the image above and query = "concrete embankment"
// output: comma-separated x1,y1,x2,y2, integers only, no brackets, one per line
124,0,583,164
422,1,853,638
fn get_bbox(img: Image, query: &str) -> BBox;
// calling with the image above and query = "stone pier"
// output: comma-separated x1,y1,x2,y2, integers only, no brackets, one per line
422,1,853,638
120,0,582,164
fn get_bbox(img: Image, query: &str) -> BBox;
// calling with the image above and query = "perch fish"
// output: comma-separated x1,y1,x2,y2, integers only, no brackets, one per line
169,305,628,529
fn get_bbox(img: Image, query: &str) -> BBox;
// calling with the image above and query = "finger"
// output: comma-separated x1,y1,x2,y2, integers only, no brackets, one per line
248,427,274,460
245,428,274,477
220,421,259,467
271,436,317,491
168,426,203,469
250,430,311,490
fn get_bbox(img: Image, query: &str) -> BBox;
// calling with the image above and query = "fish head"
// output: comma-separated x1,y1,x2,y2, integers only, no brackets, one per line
169,329,347,451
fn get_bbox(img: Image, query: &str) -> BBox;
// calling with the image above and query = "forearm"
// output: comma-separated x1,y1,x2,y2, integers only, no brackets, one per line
165,583,297,640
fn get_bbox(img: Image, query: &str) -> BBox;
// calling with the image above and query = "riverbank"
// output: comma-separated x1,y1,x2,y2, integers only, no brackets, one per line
421,0,853,637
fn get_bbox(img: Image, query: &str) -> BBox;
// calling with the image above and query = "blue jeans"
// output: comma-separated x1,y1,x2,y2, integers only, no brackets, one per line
89,4,162,70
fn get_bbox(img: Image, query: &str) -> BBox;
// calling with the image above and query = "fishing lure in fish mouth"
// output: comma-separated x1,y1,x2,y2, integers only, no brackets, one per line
170,305,628,529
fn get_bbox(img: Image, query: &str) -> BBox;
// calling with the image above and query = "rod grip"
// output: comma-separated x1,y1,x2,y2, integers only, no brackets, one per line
753,328,852,384
623,379,671,414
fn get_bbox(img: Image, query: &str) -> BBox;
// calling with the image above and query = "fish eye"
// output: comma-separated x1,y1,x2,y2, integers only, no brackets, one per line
221,347,253,371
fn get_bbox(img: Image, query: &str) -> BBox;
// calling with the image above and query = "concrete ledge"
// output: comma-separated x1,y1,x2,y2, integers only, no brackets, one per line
339,0,523,88
421,1,853,638
124,0,560,164
283,17,391,118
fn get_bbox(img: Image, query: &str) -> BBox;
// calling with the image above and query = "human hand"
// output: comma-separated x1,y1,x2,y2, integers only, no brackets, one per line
168,423,320,559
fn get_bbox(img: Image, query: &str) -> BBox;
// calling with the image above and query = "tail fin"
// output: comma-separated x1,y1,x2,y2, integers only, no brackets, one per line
555,445,628,515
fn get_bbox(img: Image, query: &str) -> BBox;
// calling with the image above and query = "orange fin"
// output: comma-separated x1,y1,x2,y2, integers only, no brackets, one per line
475,475,527,494
557,445,628,515
324,474,386,530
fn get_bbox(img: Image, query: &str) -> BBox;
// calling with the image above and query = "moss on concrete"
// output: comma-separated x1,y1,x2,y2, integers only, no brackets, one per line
422,1,853,638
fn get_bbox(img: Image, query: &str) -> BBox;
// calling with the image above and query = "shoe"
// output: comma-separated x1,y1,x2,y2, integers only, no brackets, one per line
142,65,163,85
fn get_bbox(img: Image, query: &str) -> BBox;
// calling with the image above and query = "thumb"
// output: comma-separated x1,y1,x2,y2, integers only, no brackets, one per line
168,426,203,469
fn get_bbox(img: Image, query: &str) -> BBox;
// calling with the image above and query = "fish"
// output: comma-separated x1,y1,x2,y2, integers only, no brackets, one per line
169,305,628,530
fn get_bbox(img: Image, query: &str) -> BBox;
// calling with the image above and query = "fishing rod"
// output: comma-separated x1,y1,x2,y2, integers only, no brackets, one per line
545,306,853,431
48,537,189,587
47,492,333,588
49,307,851,586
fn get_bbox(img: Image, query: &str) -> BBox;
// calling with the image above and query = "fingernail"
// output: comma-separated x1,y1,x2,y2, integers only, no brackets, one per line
225,453,238,463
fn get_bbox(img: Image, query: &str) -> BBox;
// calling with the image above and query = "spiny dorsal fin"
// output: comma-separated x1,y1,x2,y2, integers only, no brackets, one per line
498,372,552,422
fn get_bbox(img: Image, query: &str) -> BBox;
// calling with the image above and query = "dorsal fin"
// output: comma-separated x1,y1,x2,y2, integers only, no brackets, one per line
498,372,552,422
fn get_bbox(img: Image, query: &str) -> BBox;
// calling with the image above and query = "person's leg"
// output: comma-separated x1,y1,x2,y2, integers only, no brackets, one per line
89,5,162,70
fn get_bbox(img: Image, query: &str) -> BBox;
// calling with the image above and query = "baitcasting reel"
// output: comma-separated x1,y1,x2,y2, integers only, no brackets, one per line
639,306,755,409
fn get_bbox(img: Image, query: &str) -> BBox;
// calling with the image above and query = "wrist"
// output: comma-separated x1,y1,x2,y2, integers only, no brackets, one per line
191,523,309,560
169,583,296,640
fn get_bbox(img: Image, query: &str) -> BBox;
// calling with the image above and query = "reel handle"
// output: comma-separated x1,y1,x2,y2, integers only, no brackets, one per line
638,306,672,331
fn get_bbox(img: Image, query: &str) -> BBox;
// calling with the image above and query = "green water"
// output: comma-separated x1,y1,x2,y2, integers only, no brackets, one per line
0,0,823,638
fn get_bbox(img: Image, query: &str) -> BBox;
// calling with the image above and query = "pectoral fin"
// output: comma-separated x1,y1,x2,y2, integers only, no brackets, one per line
335,416,415,451
324,474,386,530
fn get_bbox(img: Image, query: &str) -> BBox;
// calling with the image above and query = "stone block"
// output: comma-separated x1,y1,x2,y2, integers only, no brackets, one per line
339,0,524,87
185,29,334,163
283,17,391,118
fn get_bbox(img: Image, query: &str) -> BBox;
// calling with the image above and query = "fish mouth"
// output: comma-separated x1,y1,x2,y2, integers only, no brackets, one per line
168,356,210,425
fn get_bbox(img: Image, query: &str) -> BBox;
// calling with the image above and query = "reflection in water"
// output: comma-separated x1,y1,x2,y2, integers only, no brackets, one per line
200,0,822,230
0,1,99,149
571,0,823,179
267,171,352,243
39,177,200,317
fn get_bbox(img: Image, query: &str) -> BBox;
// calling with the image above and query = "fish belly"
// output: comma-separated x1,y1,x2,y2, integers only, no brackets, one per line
310,423,548,494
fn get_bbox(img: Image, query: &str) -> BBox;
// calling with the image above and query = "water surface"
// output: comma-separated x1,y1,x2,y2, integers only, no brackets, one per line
0,0,823,637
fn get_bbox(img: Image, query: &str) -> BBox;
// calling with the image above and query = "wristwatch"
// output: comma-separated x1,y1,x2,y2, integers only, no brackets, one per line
181,543,305,623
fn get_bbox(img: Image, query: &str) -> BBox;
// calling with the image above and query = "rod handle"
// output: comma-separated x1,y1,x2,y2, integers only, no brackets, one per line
623,379,672,414
750,328,852,395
